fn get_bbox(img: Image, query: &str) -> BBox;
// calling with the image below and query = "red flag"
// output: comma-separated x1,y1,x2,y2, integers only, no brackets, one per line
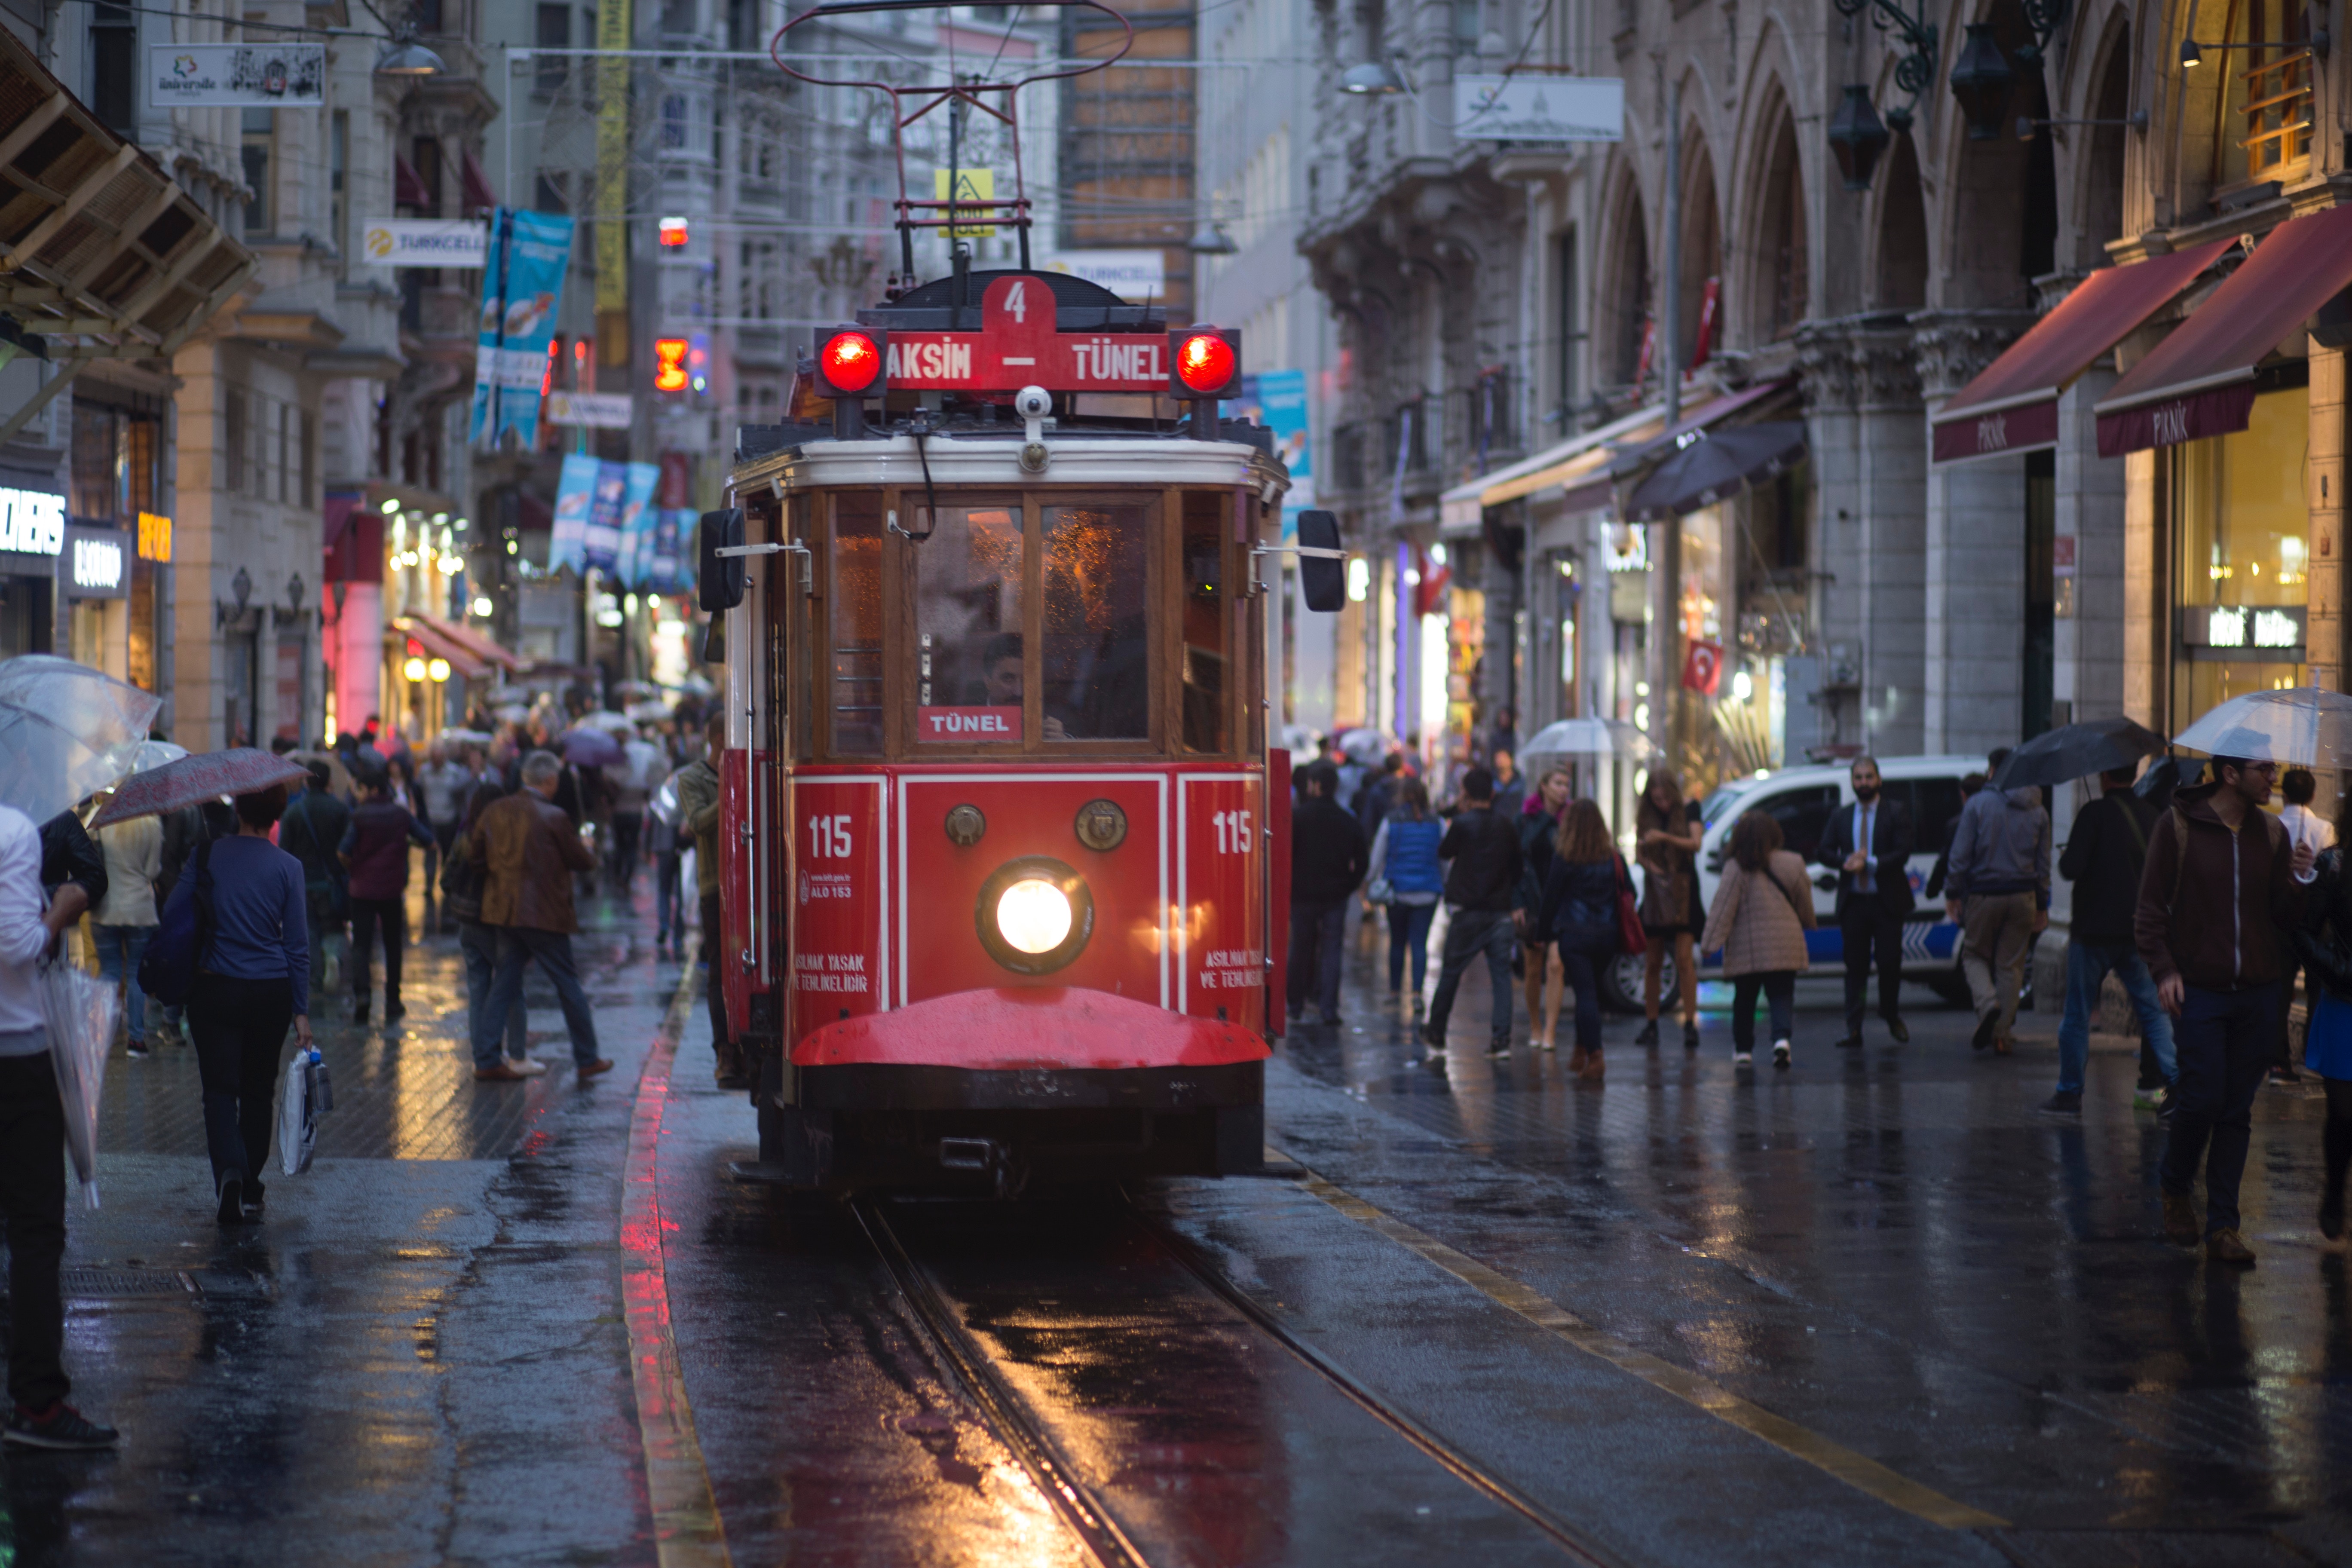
1688,277,1721,371
1681,639,1724,695
1634,315,1657,384
1412,546,1451,619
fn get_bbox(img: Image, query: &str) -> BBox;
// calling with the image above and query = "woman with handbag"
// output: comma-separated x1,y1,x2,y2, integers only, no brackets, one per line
1364,777,1443,1020
1516,767,1573,1049
1635,768,1704,1050
1535,799,1624,1082
1699,812,1816,1070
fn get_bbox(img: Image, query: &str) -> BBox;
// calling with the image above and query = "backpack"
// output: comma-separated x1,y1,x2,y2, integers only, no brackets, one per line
138,837,217,1008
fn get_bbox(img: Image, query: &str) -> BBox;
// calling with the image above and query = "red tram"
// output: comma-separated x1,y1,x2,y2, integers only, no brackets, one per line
700,261,1341,1191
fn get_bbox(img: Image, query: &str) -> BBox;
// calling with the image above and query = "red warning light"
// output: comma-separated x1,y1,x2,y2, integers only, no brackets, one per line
658,216,689,248
821,331,882,395
1174,331,1237,395
653,337,689,393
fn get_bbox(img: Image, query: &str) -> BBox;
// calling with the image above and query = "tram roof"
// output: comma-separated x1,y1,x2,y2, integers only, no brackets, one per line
728,423,1292,499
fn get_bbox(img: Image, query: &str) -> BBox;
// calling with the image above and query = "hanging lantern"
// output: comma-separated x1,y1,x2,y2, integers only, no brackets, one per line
1949,24,2016,141
1827,86,1892,190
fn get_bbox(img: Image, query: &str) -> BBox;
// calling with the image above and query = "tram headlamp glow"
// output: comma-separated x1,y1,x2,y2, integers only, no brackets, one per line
995,878,1072,955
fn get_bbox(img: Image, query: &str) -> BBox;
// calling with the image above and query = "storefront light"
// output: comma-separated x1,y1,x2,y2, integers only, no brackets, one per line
1731,669,1753,702
403,656,428,682
380,499,401,515
427,658,451,683
1346,557,1369,602
472,596,493,616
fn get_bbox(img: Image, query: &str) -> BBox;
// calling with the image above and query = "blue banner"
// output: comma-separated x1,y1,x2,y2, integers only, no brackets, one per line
613,462,659,587
653,508,690,594
550,451,598,575
469,208,576,450
583,460,625,573
1242,368,1311,539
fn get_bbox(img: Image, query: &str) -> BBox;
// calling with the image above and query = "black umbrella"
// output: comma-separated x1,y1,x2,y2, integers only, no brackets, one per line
1623,421,1809,521
1990,717,2168,790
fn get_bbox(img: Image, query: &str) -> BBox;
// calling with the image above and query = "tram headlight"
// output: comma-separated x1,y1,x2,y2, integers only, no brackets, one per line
974,855,1094,975
996,879,1072,954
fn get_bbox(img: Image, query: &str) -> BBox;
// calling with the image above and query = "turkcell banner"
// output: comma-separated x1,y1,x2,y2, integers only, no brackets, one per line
469,208,576,450
148,43,325,107
360,219,488,268
612,462,659,586
550,452,598,576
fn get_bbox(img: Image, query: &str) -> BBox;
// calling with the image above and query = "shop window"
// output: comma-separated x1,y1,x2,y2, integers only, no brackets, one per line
913,501,1024,742
1042,503,1149,741
2170,384,2309,733
830,494,883,755
2241,0,2314,175
1179,492,1228,753
88,1,134,138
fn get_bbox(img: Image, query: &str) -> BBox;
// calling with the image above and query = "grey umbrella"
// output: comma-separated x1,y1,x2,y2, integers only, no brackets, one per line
1623,422,1809,522
1990,717,2169,790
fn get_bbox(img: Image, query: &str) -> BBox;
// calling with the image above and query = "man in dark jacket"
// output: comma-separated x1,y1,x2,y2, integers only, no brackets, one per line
469,750,609,1082
1813,756,1914,1049
1288,760,1368,1026
1945,748,2051,1054
338,772,431,1025
278,763,351,1005
2048,765,2174,1117
1422,767,1524,1058
2136,750,2315,1265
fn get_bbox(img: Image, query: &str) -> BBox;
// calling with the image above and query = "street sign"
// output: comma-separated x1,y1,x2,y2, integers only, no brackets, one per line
933,168,997,237
884,276,1170,391
147,43,325,107
1451,75,1625,142
548,392,634,428
361,219,489,268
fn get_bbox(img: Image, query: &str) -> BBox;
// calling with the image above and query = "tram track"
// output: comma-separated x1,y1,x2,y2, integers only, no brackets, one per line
851,1191,1628,1568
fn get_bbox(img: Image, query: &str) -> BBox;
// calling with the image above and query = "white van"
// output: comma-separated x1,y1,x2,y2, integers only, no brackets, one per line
1604,754,1984,1012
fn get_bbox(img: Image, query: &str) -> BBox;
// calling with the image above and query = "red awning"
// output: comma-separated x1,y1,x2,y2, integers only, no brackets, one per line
2096,204,2352,456
1931,240,2233,466
413,611,523,672
392,616,491,681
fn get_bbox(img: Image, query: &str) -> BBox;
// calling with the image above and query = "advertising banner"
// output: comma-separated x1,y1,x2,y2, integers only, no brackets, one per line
1243,368,1311,537
612,462,659,586
469,208,576,450
359,219,488,268
1450,76,1625,142
584,460,625,573
546,391,632,428
147,43,325,107
652,509,690,594
1039,250,1164,297
550,452,598,576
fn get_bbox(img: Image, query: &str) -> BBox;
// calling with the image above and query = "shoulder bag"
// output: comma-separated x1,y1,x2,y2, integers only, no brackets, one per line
138,837,217,1008
1613,852,1648,956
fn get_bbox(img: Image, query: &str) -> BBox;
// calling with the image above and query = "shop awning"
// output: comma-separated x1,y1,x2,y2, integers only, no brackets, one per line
1931,239,2234,466
414,612,525,672
2095,204,2352,456
0,23,257,435
392,616,491,681
1438,401,1666,530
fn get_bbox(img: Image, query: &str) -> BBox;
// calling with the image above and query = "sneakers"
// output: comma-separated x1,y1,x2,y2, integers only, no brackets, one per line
2040,1090,2082,1115
1486,1038,1512,1058
2162,1190,2200,1246
2270,1063,2303,1085
2206,1228,2257,1266
215,1174,243,1224
1972,1011,2000,1051
125,1038,150,1060
1633,1019,1660,1047
506,1057,549,1077
4,1402,119,1451
1771,1040,1791,1071
2131,1082,2165,1110
1733,1050,1753,1066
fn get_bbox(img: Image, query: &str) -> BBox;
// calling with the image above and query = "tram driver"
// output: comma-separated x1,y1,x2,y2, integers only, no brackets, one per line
973,632,1068,740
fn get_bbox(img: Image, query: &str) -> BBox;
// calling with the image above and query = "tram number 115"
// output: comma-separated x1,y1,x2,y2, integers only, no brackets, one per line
808,815,854,858
1209,809,1253,854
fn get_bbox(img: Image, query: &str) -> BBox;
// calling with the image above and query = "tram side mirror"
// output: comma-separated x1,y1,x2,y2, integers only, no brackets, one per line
1297,510,1344,613
698,507,745,613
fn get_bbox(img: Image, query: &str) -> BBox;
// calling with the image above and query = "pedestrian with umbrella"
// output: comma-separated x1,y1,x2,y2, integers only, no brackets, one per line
2136,718,2317,1265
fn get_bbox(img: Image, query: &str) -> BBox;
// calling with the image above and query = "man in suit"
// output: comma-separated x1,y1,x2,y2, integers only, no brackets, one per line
1814,756,1914,1048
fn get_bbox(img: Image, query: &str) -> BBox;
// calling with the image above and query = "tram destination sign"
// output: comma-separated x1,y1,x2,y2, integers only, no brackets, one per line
879,274,1174,393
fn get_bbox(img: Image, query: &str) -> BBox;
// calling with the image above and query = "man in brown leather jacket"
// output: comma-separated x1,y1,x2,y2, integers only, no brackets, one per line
2135,750,2316,1265
467,750,612,1083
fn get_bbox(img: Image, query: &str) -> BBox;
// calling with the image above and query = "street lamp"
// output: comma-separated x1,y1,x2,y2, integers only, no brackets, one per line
1187,219,1238,255
1340,60,1407,95
374,30,446,75
1827,85,1893,190
2181,10,2330,67
1948,24,2015,141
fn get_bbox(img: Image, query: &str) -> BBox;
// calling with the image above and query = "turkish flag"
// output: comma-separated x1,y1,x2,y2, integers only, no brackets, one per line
1412,546,1451,619
1681,639,1724,695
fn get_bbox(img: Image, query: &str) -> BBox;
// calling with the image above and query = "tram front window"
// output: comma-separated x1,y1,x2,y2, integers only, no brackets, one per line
914,502,1024,743
1042,503,1149,741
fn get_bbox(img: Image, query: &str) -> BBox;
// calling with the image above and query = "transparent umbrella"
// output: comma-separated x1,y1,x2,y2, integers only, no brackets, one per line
0,657,162,823
2170,687,2352,769
1519,717,1655,776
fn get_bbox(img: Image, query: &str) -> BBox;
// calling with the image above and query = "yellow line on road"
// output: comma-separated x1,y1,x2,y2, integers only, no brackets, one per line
1269,1147,2009,1532
622,937,734,1568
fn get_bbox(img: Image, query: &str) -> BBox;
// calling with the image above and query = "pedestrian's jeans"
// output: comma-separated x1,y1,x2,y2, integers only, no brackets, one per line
1554,928,1613,1054
1385,900,1436,994
655,853,683,941
701,892,730,1051
1287,899,1347,1020
478,927,601,1069
2056,939,2177,1096
2162,980,2282,1237
1427,907,1518,1047
1962,891,2039,1034
187,972,295,1193
1731,971,1798,1052
458,918,527,1060
92,922,155,1043
350,896,406,1008
0,1052,69,1411
306,886,347,995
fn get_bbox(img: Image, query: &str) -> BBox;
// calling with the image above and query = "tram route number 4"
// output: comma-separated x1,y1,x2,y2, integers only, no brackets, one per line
808,814,854,858
1209,809,1253,854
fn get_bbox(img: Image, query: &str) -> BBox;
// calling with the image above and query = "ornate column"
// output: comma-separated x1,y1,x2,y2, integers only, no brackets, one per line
1795,316,1926,757
1914,309,2035,756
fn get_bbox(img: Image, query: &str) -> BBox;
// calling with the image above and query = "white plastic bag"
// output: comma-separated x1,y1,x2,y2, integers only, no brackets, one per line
40,956,118,1210
278,1046,331,1176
